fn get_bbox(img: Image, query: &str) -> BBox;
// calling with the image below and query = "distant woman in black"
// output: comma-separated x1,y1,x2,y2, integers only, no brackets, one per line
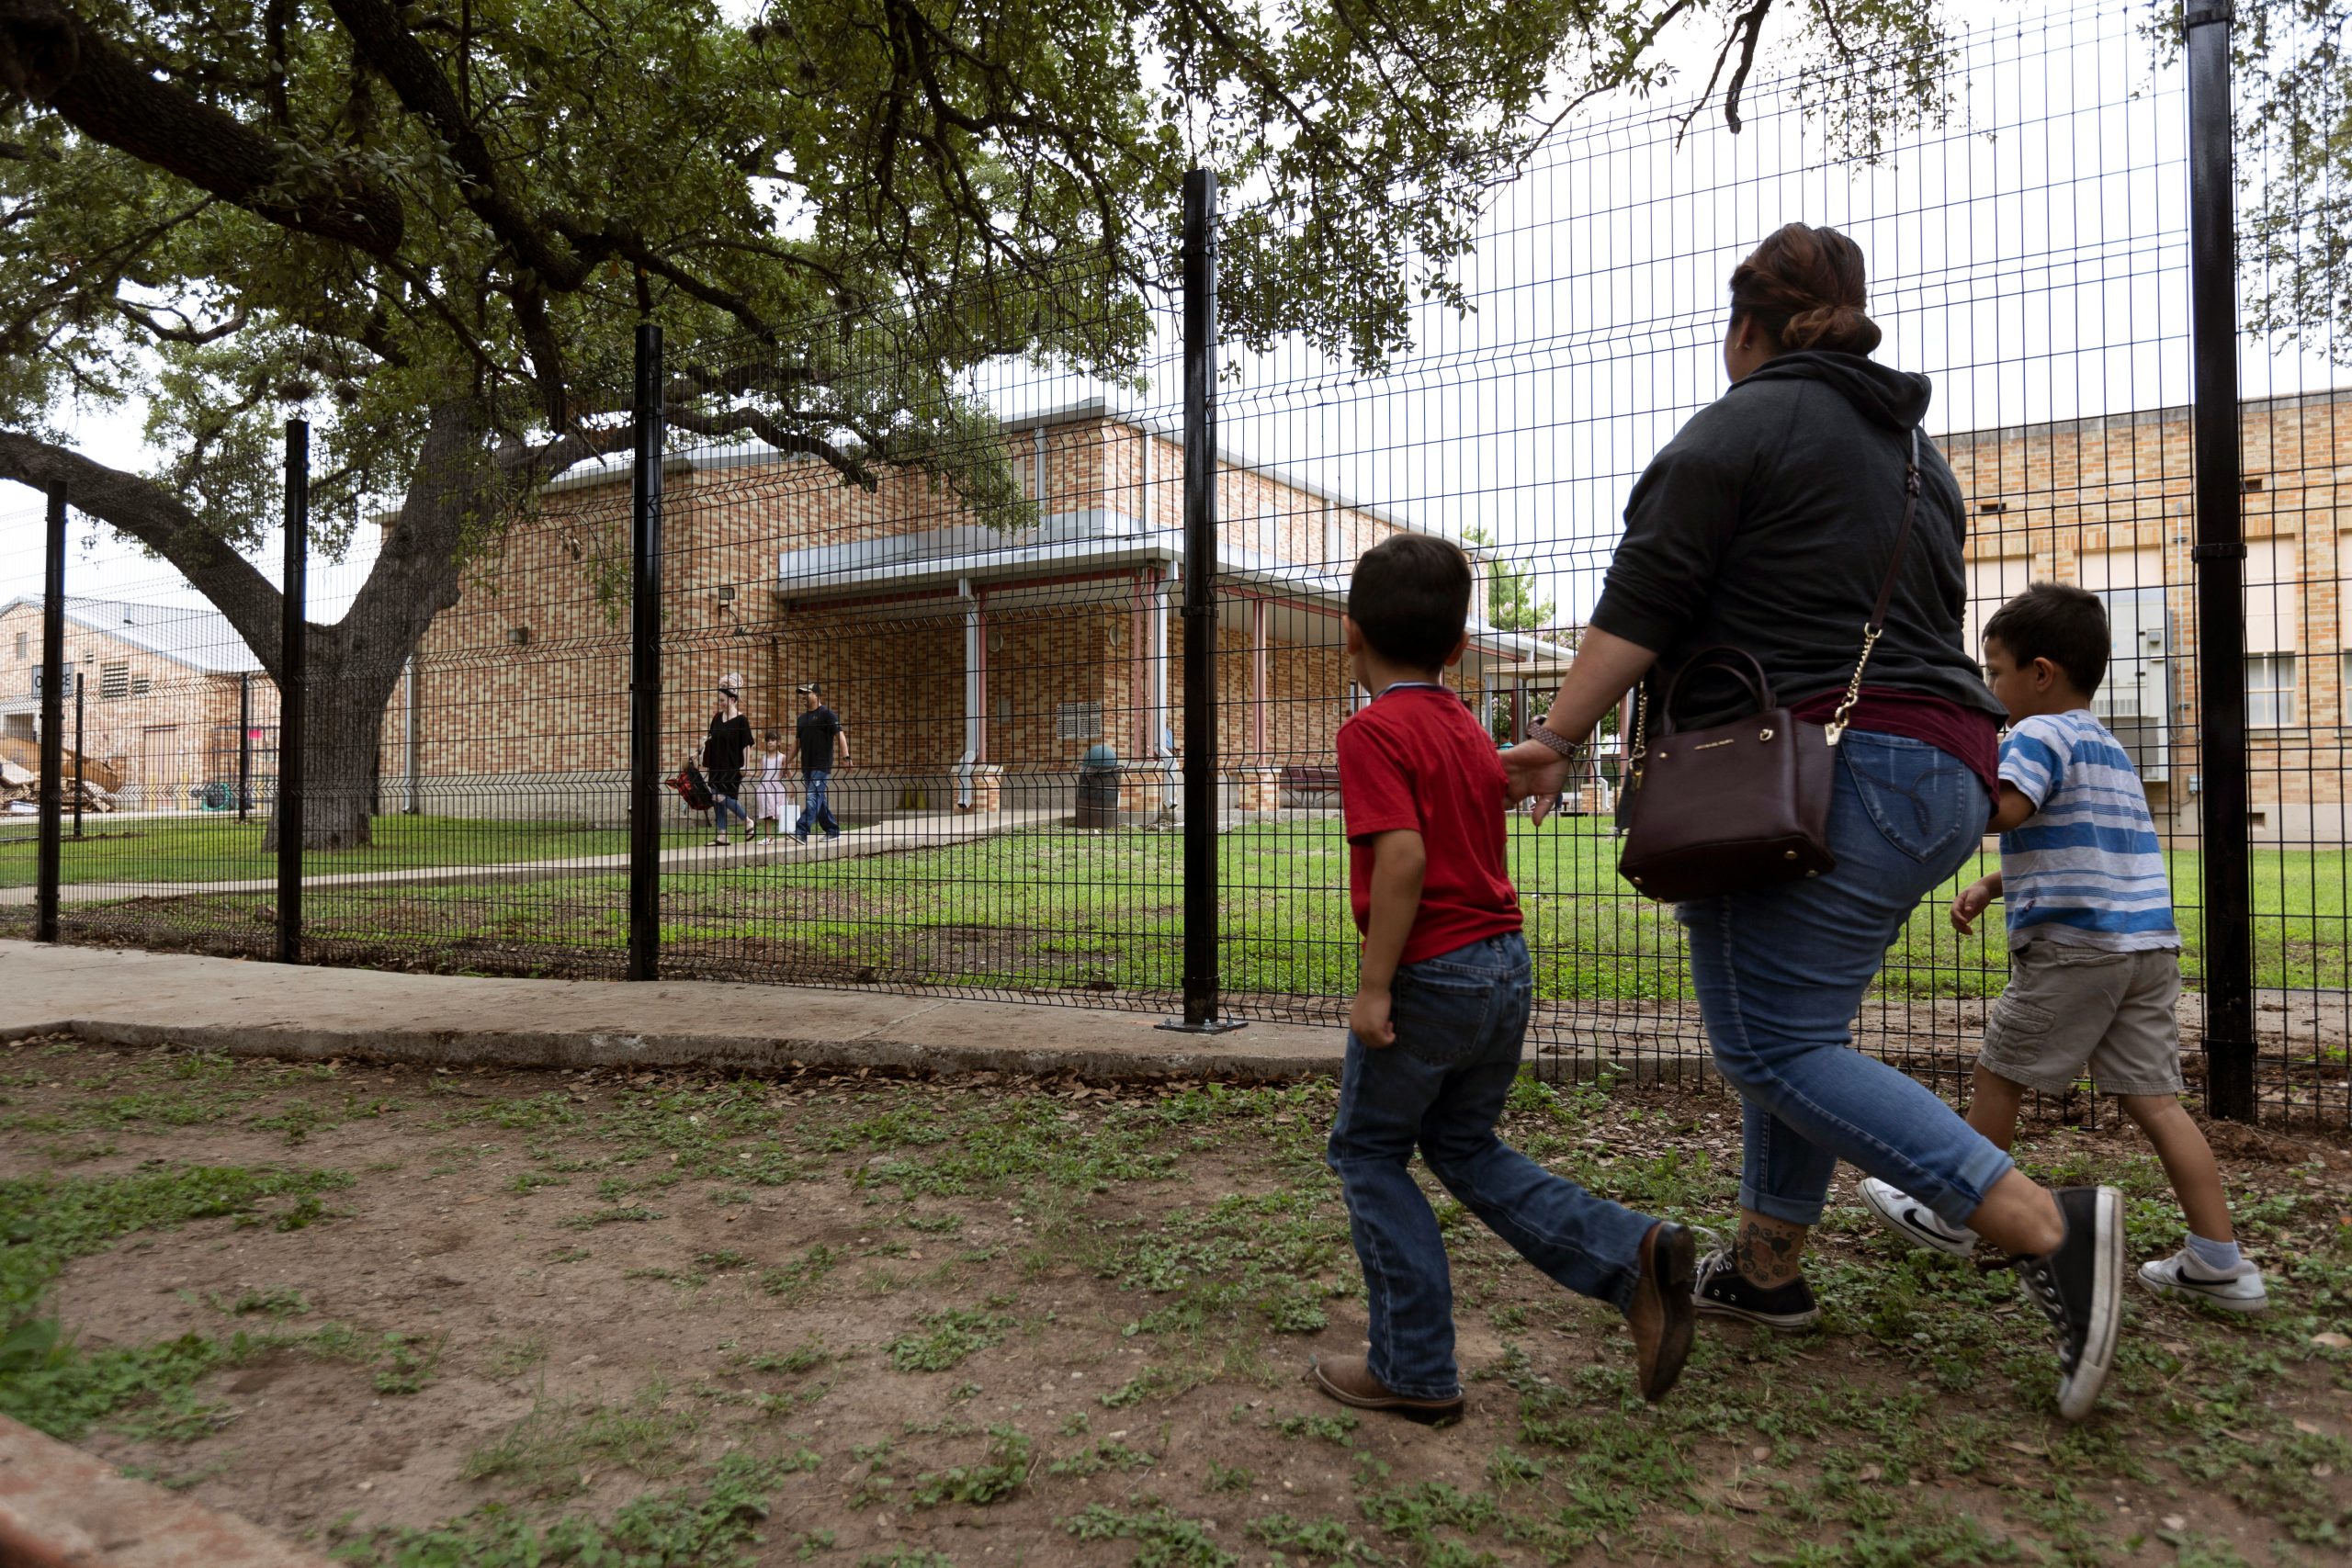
703,673,755,847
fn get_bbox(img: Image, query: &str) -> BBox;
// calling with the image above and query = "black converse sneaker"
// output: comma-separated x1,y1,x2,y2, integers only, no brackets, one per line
1692,1240,1822,1329
2006,1185,2125,1422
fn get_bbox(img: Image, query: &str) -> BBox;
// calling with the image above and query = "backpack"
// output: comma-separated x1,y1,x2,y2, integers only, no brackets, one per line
667,764,713,811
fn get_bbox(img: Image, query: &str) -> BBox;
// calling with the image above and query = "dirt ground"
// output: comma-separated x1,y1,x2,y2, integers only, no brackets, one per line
3,1032,2349,1567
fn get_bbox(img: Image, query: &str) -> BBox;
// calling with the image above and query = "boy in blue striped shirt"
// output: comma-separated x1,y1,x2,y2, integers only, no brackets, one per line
1861,584,2265,1313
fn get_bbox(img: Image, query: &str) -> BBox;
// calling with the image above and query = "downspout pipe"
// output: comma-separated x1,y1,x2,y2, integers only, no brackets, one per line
955,577,979,807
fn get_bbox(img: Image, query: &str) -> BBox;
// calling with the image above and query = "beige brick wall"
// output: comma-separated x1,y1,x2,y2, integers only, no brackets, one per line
0,604,274,807
1946,391,2352,839
401,415,1419,792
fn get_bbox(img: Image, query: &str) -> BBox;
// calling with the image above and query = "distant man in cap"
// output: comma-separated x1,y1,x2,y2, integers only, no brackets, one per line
786,682,850,841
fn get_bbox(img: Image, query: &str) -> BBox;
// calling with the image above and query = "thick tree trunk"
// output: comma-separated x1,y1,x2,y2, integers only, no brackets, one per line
259,644,408,852
2,400,514,852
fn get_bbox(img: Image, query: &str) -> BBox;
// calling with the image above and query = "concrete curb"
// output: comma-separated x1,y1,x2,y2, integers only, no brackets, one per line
51,1014,1349,1082
0,1415,332,1568
1,940,1350,1083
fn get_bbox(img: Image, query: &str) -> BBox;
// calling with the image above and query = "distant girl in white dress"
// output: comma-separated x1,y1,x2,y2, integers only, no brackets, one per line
749,729,797,842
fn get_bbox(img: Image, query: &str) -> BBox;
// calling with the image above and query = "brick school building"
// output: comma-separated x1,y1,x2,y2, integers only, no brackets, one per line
0,596,275,810
28,392,2345,843
1949,389,2352,848
387,400,1552,826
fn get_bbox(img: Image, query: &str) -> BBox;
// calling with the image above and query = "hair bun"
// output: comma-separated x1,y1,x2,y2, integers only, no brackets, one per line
1728,224,1883,356
1781,303,1882,355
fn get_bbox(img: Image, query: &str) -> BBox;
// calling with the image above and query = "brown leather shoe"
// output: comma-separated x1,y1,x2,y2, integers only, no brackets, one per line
1627,1221,1698,1403
1309,1353,1464,1424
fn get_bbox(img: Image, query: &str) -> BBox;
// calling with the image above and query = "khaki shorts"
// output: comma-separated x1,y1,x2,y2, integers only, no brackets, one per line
1976,942,2185,1097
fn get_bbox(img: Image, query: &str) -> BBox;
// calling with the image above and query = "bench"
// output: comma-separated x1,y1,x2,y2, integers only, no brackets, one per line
1279,763,1341,807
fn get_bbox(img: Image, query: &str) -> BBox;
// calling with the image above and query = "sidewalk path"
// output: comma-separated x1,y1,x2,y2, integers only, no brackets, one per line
0,807,1065,907
0,939,1346,1081
0,1414,332,1568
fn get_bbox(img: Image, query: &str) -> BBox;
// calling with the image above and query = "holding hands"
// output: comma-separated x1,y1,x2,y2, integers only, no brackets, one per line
1501,739,1574,823
1950,874,2002,935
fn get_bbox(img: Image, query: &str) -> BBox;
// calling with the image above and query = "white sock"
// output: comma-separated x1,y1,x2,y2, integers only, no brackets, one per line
2185,1233,2241,1272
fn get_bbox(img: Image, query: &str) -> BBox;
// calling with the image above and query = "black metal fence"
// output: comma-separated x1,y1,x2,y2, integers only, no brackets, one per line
6,0,2346,1128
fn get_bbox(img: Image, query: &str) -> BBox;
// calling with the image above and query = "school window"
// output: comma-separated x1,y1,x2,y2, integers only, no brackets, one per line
2245,654,2297,729
132,674,152,696
1055,701,1102,741
12,631,24,661
1324,514,1344,567
99,661,130,700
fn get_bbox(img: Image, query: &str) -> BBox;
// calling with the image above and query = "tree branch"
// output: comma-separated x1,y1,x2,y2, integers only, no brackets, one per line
112,300,250,344
323,0,588,286
0,0,404,256
0,430,289,672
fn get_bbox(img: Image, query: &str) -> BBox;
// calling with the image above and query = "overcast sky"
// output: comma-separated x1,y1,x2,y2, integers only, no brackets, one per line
5,0,2338,630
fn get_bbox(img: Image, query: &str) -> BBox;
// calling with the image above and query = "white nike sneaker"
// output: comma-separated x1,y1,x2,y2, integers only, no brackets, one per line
2137,1249,2268,1314
1858,1176,1980,1258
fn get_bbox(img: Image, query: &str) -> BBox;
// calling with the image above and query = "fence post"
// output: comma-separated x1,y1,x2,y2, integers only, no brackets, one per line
238,671,252,821
72,679,83,840
1162,169,1242,1034
2186,6,2256,1121
35,482,64,942
277,418,308,966
628,323,665,982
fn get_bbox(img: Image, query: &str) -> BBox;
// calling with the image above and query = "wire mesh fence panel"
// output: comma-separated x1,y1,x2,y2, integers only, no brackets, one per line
2236,19,2352,1129
1209,0,2237,1106
641,280,1186,1001
0,482,293,956
1,0,2344,1128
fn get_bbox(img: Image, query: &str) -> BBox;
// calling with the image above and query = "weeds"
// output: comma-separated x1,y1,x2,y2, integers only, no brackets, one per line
461,1383,700,1499
910,1426,1032,1506
335,1450,799,1566
888,1307,1013,1373
1062,1501,1238,1568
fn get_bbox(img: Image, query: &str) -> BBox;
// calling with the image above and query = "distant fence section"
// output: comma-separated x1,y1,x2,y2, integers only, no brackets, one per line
4,1,2345,1129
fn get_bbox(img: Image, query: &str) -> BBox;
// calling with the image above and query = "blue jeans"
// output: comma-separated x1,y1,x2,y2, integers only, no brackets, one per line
796,770,840,838
1327,931,1660,1401
710,792,750,833
1679,730,2014,1229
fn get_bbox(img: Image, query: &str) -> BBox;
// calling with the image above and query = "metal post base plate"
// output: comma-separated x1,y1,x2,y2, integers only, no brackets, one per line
1155,1018,1250,1035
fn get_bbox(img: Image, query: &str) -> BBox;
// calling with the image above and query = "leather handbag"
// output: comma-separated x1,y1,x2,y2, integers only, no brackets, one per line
1616,429,1925,902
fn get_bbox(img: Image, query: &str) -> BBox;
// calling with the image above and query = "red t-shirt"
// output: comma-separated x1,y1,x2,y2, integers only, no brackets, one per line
1335,685,1523,966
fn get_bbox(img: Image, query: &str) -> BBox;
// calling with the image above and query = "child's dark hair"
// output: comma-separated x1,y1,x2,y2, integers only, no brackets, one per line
1349,533,1473,670
1983,582,2109,696
763,728,782,744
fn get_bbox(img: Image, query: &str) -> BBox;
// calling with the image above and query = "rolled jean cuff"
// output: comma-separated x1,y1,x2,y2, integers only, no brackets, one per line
1916,1138,2018,1230
1740,1138,2012,1230
1736,1181,1835,1228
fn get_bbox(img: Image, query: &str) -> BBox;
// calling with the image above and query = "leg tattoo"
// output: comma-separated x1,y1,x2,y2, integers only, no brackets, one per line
1733,1210,1810,1288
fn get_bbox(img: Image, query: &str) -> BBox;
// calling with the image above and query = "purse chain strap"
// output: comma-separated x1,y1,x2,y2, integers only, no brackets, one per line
1825,427,1925,747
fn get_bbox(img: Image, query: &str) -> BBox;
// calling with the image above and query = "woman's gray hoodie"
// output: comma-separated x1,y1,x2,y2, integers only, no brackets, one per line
1589,351,2004,730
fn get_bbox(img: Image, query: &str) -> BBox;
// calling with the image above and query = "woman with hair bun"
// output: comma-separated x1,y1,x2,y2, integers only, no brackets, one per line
1502,224,2127,1420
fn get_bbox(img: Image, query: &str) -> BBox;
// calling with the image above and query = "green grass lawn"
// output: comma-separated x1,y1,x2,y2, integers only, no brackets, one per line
29,814,2352,1003
0,813,736,888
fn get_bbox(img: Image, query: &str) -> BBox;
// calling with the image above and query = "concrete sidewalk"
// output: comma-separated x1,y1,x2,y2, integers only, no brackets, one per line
0,806,1063,907
0,1415,331,1568
0,939,1347,1080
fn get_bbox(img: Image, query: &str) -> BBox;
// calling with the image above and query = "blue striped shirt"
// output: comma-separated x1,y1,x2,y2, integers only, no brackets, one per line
1999,710,2180,953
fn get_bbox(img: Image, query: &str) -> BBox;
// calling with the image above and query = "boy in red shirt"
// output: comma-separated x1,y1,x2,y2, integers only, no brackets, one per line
1315,534,1697,1421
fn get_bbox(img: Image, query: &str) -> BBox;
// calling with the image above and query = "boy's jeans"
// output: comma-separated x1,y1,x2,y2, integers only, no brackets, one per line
1679,730,2016,1229
1326,931,1658,1401
797,770,840,838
